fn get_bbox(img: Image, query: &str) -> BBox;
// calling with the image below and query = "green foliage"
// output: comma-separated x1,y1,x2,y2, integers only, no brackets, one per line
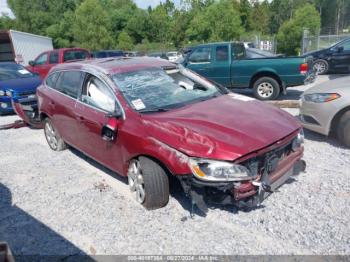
277,4,321,55
3,0,343,54
72,0,114,50
117,31,134,50
186,0,243,42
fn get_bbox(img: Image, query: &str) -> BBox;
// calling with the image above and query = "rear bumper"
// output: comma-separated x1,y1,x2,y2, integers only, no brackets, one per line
178,147,305,213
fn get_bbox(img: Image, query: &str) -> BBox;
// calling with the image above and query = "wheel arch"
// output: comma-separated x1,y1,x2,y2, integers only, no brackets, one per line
250,71,283,91
329,106,350,136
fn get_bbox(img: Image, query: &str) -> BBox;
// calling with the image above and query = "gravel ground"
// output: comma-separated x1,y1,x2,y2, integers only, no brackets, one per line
0,75,349,257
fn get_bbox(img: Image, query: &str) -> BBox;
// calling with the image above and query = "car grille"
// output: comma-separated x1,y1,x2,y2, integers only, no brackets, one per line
242,140,294,176
15,90,36,97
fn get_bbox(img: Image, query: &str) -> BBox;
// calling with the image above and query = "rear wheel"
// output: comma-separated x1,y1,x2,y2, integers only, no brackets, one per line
253,77,280,100
336,111,350,148
128,157,169,210
44,118,67,151
313,59,329,75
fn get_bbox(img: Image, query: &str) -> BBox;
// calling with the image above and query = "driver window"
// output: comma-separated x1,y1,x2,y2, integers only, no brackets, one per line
342,40,350,51
35,53,48,65
81,74,116,112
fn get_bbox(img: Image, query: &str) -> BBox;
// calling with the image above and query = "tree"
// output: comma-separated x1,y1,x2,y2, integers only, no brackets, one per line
72,0,114,50
186,0,243,42
117,31,134,50
250,0,270,35
239,0,252,31
46,10,75,48
0,16,16,30
277,4,321,55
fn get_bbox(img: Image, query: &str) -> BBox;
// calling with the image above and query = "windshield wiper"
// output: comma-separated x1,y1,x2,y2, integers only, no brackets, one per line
139,108,169,114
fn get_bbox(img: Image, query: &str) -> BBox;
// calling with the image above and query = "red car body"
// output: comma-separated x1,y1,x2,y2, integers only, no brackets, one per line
26,48,91,79
15,57,305,211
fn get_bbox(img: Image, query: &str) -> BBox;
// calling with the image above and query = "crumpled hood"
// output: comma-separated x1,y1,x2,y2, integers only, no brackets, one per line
142,94,300,161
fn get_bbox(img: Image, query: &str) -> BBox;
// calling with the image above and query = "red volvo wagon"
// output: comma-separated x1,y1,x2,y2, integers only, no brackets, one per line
13,57,306,212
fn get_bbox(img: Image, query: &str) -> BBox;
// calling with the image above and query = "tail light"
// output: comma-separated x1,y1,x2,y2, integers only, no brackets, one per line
300,63,308,74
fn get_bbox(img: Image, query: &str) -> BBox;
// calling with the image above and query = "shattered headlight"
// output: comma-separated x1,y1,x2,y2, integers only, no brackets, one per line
0,90,5,96
303,93,340,103
292,129,304,151
189,158,255,182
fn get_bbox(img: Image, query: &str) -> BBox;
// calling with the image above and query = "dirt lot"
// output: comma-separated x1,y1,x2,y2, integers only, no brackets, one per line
0,75,349,256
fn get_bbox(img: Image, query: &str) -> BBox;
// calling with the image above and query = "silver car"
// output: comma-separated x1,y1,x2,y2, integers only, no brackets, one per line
300,76,350,148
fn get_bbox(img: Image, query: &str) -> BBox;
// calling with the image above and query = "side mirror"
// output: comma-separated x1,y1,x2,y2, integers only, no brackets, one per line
28,61,36,66
101,110,122,141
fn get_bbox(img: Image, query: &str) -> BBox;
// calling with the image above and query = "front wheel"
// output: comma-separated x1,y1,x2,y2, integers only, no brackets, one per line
252,77,280,100
337,111,350,148
128,157,169,210
313,59,329,75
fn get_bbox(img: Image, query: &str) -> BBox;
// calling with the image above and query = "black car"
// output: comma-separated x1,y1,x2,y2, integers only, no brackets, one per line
306,38,350,75
92,50,125,59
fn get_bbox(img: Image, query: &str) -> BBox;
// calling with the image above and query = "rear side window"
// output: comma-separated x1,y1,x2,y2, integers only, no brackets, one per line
232,44,245,59
341,40,350,51
188,47,211,63
45,72,60,89
216,46,229,61
63,50,89,62
56,71,84,99
49,52,59,64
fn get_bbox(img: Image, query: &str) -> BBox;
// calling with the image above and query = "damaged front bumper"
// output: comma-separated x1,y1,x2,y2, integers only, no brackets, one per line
178,148,306,213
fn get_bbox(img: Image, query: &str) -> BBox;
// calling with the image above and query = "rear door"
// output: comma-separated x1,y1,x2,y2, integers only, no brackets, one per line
49,71,85,145
74,73,124,173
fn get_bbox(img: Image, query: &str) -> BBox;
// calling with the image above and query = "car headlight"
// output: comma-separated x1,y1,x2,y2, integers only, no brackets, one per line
189,158,254,182
0,90,5,96
292,129,304,151
5,90,12,97
303,93,340,103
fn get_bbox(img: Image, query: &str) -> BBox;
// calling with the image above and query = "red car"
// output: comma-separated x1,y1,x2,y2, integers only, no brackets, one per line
26,48,91,79
14,57,306,212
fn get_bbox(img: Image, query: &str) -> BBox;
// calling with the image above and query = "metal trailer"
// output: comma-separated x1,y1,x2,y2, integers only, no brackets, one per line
0,30,53,66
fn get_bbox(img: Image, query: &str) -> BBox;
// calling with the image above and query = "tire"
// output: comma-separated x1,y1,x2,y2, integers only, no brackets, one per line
337,111,350,148
313,59,329,75
128,157,169,210
43,118,67,151
252,77,280,101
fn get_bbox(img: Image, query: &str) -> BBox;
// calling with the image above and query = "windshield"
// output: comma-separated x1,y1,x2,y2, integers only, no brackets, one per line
112,67,222,112
0,63,36,81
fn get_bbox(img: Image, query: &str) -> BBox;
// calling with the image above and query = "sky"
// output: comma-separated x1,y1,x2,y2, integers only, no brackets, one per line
0,0,182,17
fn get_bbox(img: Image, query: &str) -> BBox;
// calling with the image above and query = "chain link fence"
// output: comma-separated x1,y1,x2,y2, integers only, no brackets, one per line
302,29,350,54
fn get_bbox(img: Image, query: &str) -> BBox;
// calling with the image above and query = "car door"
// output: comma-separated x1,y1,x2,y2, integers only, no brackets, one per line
329,39,350,73
30,52,49,79
49,71,85,146
210,44,231,87
74,73,124,173
185,46,214,80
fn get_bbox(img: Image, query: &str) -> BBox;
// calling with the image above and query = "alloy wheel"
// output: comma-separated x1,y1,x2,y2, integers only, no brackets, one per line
44,120,58,150
128,159,146,204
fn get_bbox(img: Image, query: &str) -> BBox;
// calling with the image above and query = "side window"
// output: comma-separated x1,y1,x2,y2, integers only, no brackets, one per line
188,47,211,63
81,74,116,112
232,44,245,59
45,72,60,89
216,46,229,62
56,71,84,99
35,53,48,65
49,52,59,64
341,40,350,51
63,50,89,62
